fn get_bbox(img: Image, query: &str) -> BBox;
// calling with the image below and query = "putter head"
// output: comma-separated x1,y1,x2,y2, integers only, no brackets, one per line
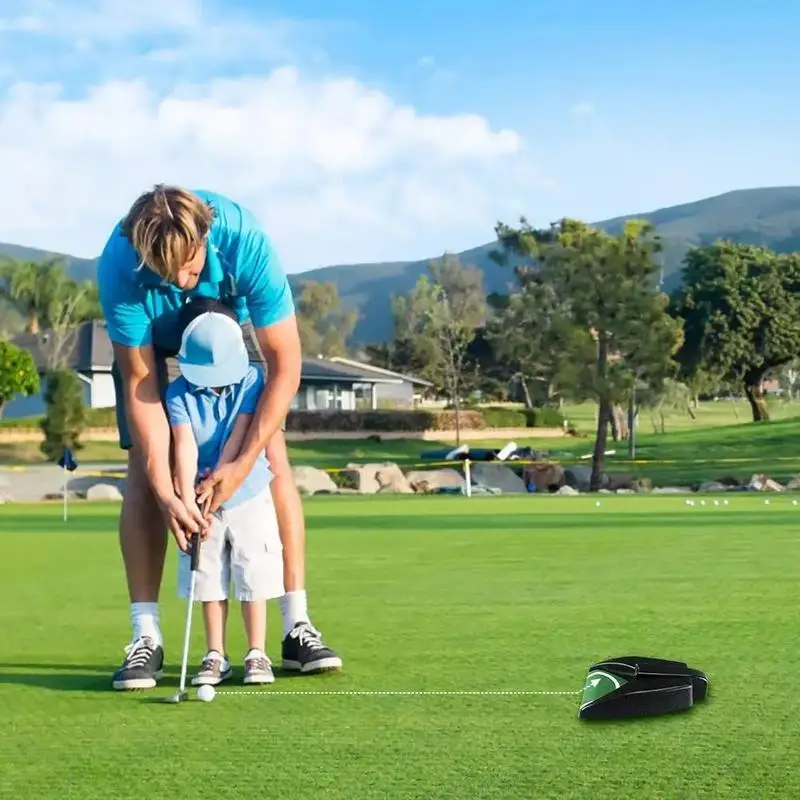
579,655,709,721
163,690,189,704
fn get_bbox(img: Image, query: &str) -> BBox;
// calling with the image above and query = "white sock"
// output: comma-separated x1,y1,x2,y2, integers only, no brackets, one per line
131,602,162,647
279,591,309,638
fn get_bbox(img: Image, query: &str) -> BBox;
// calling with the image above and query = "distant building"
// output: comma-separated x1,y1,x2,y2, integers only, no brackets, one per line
4,320,115,418
327,356,433,408
3,321,431,418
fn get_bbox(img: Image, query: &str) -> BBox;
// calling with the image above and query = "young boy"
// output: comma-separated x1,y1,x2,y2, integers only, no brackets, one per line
166,300,285,686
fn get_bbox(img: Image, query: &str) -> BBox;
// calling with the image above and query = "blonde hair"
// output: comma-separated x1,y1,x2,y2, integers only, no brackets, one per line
121,185,215,279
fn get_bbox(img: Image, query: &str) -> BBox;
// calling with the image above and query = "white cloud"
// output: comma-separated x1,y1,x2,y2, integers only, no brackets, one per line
0,67,534,270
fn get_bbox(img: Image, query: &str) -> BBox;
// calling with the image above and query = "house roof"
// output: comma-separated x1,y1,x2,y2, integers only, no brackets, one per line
11,320,111,372
300,356,399,384
328,356,433,387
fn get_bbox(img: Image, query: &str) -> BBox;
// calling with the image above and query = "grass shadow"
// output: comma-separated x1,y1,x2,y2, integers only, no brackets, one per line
0,661,342,694
0,670,111,692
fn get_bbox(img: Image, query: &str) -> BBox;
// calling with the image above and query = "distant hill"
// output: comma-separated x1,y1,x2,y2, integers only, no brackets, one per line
3,186,800,343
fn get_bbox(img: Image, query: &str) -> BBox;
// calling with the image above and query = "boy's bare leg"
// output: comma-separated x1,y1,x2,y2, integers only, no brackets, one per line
203,600,228,655
241,601,267,651
242,600,274,684
192,600,232,686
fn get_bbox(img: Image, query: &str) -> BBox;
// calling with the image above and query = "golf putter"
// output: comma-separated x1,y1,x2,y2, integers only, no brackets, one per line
165,506,207,704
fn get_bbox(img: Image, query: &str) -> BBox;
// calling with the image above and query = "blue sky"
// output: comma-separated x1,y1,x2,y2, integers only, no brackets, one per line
0,0,797,271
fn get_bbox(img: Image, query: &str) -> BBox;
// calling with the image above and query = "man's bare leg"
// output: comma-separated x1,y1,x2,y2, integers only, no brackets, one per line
111,448,169,690
267,430,343,673
267,431,306,592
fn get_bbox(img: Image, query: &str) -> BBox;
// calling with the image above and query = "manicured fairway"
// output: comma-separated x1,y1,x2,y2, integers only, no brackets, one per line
2,494,799,799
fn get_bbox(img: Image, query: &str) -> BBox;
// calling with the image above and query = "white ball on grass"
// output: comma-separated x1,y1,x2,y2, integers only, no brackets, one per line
197,684,216,702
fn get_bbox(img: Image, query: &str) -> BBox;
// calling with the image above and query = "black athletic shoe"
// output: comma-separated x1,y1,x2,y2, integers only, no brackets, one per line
111,636,164,690
281,622,343,674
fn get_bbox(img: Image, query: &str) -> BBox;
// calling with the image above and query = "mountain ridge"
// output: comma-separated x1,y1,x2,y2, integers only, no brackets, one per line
3,186,800,343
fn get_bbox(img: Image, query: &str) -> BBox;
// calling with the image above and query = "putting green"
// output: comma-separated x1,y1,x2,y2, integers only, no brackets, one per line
1,494,798,799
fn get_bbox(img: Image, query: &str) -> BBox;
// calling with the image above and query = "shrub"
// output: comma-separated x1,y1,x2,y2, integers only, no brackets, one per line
39,369,87,461
526,407,565,428
285,409,486,433
477,406,528,428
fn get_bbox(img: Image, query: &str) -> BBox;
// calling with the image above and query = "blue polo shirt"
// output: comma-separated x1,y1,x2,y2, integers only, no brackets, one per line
165,364,272,509
97,189,295,354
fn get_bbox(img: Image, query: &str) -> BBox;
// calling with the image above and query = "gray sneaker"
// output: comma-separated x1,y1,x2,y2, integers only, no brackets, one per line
192,650,233,686
243,649,275,685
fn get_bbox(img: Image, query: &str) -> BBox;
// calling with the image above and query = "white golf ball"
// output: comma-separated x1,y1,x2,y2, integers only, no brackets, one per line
792,500,798,506
197,684,216,702
595,501,601,507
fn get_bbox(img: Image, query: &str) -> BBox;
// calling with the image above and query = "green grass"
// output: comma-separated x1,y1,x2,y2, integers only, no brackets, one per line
2,495,799,798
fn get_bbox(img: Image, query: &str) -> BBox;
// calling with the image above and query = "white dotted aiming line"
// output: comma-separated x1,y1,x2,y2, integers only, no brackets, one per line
217,689,582,697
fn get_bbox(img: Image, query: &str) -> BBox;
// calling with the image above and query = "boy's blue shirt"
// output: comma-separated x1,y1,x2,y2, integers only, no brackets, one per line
97,189,295,353
165,364,272,509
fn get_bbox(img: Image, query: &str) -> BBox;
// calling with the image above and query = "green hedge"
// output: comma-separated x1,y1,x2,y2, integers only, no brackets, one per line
285,409,486,433
0,407,117,430
470,405,565,429
0,406,565,433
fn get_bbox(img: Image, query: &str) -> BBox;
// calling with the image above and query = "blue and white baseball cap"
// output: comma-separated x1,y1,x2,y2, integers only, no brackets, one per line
177,311,249,388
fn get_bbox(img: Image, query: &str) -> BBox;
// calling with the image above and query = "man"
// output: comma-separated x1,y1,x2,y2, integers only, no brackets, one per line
97,184,342,690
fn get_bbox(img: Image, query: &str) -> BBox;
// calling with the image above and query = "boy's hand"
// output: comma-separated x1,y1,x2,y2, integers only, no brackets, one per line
158,493,202,552
196,459,248,514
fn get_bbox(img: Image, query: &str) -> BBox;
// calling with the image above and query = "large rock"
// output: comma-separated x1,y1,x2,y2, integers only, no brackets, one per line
291,466,339,495
470,462,526,494
341,462,412,494
86,483,124,501
374,463,413,494
606,474,636,491
748,474,785,492
556,485,579,496
697,481,729,493
564,465,595,492
522,463,565,493
340,465,380,494
405,468,465,493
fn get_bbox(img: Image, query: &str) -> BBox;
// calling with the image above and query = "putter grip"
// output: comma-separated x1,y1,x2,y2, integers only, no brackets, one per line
189,532,200,571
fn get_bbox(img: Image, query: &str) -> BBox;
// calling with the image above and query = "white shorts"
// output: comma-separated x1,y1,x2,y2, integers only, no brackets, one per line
177,487,284,602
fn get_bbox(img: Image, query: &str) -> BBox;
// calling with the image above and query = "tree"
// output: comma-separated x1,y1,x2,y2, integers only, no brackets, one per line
670,242,800,422
636,378,693,434
0,341,40,417
393,253,486,441
39,369,87,461
487,273,586,408
497,217,682,490
295,281,357,357
0,257,102,367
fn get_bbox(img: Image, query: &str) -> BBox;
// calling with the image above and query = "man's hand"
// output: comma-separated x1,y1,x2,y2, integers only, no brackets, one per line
196,460,248,514
158,493,206,552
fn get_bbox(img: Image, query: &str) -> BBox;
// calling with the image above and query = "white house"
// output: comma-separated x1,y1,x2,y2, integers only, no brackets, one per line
3,322,430,418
